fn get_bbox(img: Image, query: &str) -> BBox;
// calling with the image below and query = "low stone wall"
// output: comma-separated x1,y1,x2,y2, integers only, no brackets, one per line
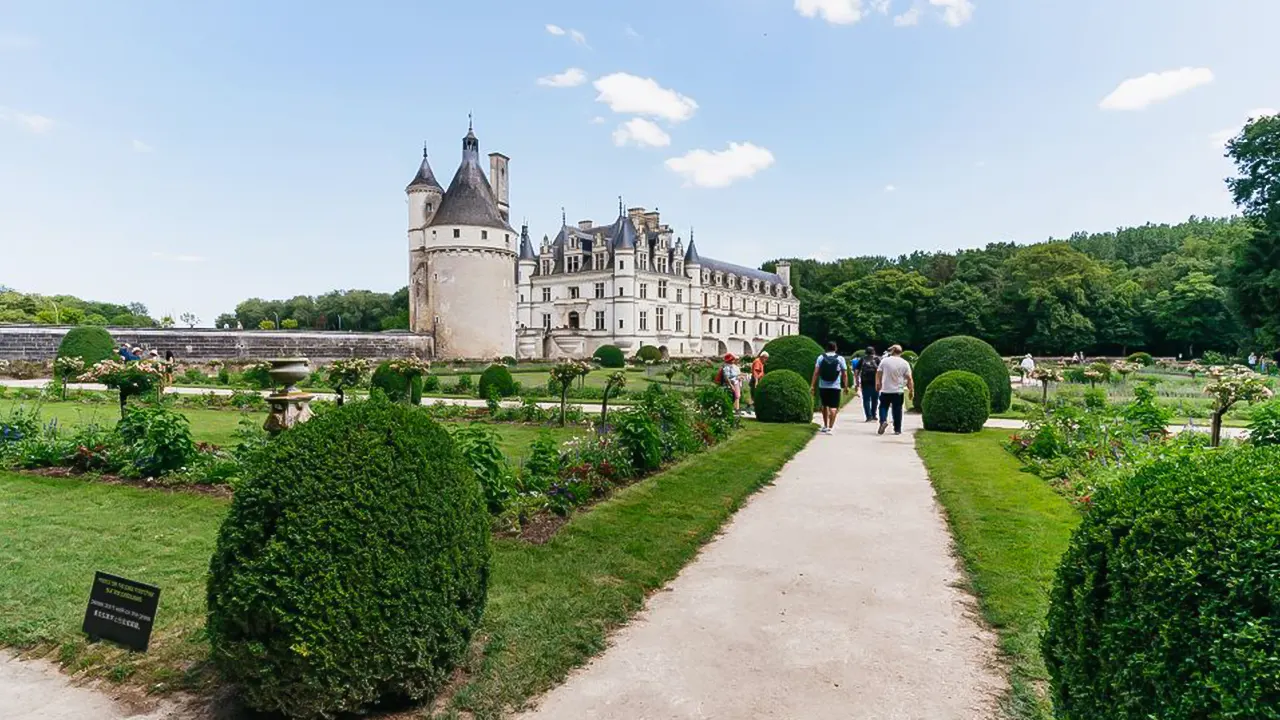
0,326,434,363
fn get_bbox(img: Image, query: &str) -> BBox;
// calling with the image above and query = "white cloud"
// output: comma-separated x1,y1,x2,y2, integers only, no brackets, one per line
590,116,606,124
625,25,642,40
1209,108,1278,147
570,29,588,46
4,111,55,133
665,142,775,188
1099,67,1214,111
593,72,698,123
884,184,896,192
612,118,671,148
545,24,565,35
893,7,921,25
929,0,975,27
132,139,154,153
537,67,588,88
794,0,865,24
151,251,206,263
870,0,892,13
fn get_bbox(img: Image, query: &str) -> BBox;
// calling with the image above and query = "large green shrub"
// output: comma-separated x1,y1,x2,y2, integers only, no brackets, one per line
754,369,814,423
920,370,989,433
612,407,662,471
593,344,626,368
56,326,114,370
116,405,196,477
913,335,1011,413
1248,399,1280,446
636,345,662,363
1043,446,1280,719
206,399,490,718
477,364,516,399
759,335,824,382
371,361,423,404
1126,351,1154,366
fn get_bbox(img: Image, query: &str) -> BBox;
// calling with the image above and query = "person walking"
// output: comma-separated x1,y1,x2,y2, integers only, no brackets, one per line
749,351,768,413
1019,353,1035,384
855,346,880,422
716,353,743,414
1248,352,1258,368
810,341,848,434
876,344,914,436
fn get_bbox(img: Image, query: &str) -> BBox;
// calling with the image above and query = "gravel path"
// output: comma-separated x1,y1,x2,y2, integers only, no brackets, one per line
517,412,1006,720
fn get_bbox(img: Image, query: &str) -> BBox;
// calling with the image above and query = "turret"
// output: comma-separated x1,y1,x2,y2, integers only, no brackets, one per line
407,144,444,234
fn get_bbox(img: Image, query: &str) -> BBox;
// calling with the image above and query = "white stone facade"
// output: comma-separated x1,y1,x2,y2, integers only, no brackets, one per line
407,130,799,361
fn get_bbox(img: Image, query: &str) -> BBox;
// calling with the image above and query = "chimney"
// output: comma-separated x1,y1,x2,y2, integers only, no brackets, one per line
488,152,510,221
578,220,593,230
643,211,660,232
776,261,792,287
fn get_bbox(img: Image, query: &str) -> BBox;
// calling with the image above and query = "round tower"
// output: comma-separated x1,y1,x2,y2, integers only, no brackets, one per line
407,145,444,334
421,123,518,360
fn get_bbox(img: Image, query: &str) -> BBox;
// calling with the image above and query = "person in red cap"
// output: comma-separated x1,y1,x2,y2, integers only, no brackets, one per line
714,352,744,413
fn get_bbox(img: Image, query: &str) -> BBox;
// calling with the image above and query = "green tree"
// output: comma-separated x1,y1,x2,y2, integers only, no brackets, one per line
1003,243,1103,353
1149,271,1235,357
1225,114,1280,346
821,269,933,349
922,281,987,344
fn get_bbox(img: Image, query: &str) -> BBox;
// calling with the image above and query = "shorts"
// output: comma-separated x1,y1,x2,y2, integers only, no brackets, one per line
819,387,842,409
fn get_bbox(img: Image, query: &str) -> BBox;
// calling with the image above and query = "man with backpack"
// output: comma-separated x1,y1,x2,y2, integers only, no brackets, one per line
810,341,848,434
855,346,880,422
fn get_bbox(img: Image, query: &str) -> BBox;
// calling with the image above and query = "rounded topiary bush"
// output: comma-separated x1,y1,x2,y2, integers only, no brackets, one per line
593,344,626,368
477,364,516,398
1043,446,1280,719
921,370,990,433
206,399,491,718
900,349,918,364
1127,351,1154,366
636,345,662,363
371,361,423,404
56,326,115,369
754,369,814,423
913,335,1011,413
759,335,825,382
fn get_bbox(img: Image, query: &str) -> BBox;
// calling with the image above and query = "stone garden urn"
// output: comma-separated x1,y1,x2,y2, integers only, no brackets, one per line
264,357,314,434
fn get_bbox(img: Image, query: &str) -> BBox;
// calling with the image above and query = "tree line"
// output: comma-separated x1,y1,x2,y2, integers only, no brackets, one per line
215,288,410,332
0,288,161,328
766,115,1280,358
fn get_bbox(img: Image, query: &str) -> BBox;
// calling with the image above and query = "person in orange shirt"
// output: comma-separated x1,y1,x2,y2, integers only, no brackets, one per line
748,351,768,413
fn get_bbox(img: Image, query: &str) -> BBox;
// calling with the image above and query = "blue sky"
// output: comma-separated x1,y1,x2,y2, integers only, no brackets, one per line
2,0,1277,325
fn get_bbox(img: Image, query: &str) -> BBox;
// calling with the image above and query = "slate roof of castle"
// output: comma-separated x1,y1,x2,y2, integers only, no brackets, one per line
518,223,536,260
406,148,444,192
427,128,514,233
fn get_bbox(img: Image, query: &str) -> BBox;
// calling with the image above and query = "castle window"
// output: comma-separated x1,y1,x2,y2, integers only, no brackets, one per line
755,300,759,313
594,282,605,299
453,229,461,238
639,311,648,331
594,311,606,330
568,311,580,330
570,286,580,299
481,230,488,240
658,280,668,299
707,318,713,332
676,288,683,303
426,203,433,213
541,260,552,275
568,256,581,272
619,318,625,329
542,313,551,330
655,307,665,331
716,319,722,333
618,260,625,270
675,313,683,332
542,287,552,302
618,286,625,297
639,254,648,271
703,294,708,308
639,283,648,299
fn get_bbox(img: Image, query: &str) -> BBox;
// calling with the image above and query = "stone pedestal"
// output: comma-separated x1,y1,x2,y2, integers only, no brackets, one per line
264,392,314,435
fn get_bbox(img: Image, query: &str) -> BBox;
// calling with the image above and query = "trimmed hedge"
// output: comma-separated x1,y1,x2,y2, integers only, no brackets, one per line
900,349,918,364
56,326,115,369
206,399,491,718
371,361,423,404
477,364,516,399
921,370,989,433
636,345,662,363
759,335,825,383
913,335,1011,413
1043,446,1280,719
754,369,814,423
593,344,626,368
1126,351,1154,366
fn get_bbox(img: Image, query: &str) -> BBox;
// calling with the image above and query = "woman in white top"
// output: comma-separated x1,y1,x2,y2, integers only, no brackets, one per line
719,353,743,413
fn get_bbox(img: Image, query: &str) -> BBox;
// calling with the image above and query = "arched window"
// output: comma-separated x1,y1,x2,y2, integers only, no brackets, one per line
568,311,580,330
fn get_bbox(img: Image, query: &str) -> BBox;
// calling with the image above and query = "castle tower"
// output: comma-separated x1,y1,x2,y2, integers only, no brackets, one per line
406,145,444,332
684,230,704,351
517,222,536,329
413,122,518,359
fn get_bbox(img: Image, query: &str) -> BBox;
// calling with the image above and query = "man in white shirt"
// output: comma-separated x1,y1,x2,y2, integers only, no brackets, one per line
1019,354,1035,384
876,344,914,436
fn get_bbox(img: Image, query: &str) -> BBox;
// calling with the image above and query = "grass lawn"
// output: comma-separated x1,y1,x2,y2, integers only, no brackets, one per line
0,420,815,717
0,398,580,461
916,429,1080,720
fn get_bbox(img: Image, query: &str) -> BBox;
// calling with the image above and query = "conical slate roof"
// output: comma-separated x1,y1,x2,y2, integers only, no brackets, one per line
612,213,638,250
428,127,513,232
684,233,701,264
406,146,443,192
518,223,536,260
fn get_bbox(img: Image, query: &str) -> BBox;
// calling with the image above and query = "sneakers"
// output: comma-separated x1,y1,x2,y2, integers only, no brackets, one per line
819,426,831,434
894,430,902,435
878,421,888,435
